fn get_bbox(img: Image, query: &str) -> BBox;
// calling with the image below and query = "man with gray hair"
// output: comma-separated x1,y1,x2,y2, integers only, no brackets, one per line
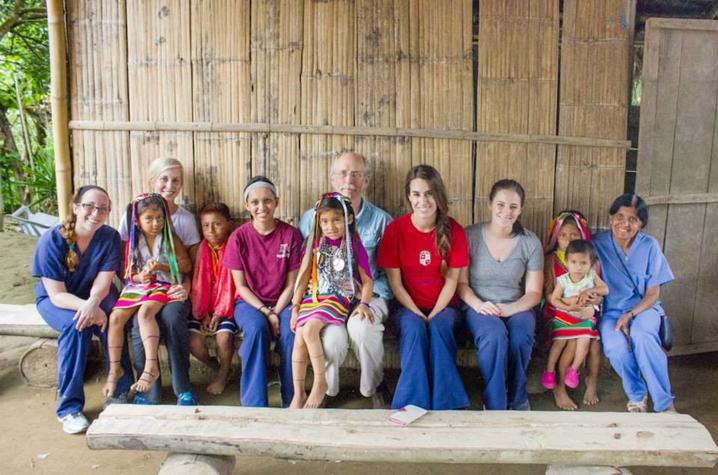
299,151,392,408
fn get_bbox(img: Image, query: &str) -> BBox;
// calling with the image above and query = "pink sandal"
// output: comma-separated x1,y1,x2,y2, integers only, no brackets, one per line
541,371,556,390
565,367,580,389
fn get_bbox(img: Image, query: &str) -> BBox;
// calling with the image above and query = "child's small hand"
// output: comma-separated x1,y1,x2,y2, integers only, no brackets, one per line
146,259,160,273
200,315,213,334
135,270,153,284
351,302,374,323
290,307,298,333
207,314,222,333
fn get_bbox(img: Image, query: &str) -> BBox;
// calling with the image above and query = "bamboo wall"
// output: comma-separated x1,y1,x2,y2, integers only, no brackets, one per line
66,0,633,235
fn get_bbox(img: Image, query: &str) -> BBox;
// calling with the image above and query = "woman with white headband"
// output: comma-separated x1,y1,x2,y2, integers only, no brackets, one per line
223,176,304,407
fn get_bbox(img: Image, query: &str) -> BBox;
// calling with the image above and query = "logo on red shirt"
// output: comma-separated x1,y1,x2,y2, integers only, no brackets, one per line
277,243,290,258
419,250,431,266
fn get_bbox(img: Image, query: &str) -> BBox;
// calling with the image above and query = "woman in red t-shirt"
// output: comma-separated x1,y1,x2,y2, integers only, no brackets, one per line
377,165,469,410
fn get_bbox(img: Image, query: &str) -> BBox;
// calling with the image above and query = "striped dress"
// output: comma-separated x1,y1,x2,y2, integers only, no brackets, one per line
114,235,174,309
296,237,361,328
551,268,600,340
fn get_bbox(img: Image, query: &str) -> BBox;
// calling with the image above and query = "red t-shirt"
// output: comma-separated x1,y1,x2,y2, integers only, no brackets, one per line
377,214,468,312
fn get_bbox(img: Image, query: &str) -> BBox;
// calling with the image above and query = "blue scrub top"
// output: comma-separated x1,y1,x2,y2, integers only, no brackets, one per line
593,230,674,317
32,224,122,302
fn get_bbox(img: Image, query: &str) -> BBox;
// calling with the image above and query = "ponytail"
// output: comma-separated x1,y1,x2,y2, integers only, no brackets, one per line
59,215,79,272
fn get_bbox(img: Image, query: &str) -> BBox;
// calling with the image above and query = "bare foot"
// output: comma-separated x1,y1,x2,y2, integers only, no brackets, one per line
582,375,599,406
206,368,230,395
553,386,578,410
101,367,124,398
304,380,328,408
289,393,306,409
131,361,159,394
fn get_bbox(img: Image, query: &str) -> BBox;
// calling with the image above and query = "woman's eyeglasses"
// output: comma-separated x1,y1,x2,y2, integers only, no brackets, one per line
80,202,111,215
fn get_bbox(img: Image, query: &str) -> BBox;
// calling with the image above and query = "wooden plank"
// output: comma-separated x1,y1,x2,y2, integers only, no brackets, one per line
645,18,718,32
0,304,58,338
87,406,718,468
555,0,635,230
476,0,559,238
68,120,631,149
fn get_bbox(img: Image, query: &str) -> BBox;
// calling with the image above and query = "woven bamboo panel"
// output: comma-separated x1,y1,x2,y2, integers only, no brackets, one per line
190,0,251,219
555,0,635,230
476,0,559,239
67,0,131,226
126,0,195,209
299,0,356,216
408,0,473,225
354,0,412,217
250,0,303,224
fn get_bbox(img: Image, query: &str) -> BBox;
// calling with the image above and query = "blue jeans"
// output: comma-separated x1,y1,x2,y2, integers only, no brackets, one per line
391,306,468,410
127,300,192,403
234,301,295,407
599,309,674,411
37,295,132,417
465,308,535,410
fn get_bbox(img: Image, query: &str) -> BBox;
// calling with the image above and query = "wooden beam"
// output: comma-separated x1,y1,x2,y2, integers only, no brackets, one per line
643,193,718,206
46,0,72,220
68,120,631,149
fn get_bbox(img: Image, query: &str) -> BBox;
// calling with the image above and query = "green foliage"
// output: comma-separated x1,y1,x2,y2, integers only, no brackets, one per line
0,0,53,215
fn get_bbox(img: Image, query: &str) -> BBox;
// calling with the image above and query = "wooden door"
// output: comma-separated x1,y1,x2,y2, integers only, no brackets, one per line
636,19,718,355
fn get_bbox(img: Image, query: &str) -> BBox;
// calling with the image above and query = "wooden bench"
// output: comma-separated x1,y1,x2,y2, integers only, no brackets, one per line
87,405,718,475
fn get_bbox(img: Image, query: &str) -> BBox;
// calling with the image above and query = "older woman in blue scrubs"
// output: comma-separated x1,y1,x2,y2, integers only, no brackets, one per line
593,194,675,413
32,185,132,434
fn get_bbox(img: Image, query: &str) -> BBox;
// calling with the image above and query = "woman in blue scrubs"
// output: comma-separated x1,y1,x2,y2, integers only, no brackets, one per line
593,194,675,413
32,185,132,434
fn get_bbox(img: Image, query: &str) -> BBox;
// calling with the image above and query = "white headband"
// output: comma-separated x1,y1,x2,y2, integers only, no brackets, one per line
243,181,277,201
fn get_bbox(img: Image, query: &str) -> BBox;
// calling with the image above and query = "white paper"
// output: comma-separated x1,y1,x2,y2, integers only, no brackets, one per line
388,404,428,426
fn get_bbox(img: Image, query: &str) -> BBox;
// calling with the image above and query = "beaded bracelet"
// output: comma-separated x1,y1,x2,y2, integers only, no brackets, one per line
359,301,371,307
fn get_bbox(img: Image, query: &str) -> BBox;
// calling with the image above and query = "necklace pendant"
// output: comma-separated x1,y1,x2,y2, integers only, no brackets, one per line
333,256,346,272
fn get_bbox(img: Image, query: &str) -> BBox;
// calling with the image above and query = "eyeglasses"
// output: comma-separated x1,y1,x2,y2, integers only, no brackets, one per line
333,170,367,180
80,202,111,215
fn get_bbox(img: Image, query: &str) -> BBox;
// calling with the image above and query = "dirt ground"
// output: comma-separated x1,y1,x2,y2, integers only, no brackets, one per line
1,227,717,475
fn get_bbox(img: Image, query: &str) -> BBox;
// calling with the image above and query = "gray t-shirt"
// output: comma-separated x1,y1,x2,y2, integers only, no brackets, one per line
466,223,543,303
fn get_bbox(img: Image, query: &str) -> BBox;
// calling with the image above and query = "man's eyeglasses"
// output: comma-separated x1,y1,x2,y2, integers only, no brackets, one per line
333,170,366,180
80,203,111,215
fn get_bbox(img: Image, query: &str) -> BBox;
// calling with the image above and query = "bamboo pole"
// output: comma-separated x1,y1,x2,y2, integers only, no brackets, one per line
67,119,631,149
46,0,72,220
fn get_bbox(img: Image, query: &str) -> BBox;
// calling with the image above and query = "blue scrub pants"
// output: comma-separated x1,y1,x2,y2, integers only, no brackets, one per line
37,296,133,418
599,309,674,412
466,309,535,410
234,301,294,407
391,306,468,410
128,300,192,403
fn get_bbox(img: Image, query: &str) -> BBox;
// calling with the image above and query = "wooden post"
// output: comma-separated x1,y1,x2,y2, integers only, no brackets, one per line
46,0,72,220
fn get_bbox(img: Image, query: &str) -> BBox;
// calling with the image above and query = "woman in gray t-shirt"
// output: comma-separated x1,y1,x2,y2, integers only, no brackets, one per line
457,179,543,410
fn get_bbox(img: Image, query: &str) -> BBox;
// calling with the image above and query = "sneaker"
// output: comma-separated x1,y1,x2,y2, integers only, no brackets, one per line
103,392,128,409
132,394,156,405
177,391,198,406
565,367,580,389
57,412,90,434
540,371,556,390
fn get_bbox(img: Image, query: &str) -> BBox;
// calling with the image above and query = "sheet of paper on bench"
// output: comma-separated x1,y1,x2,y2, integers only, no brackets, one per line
87,405,718,468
